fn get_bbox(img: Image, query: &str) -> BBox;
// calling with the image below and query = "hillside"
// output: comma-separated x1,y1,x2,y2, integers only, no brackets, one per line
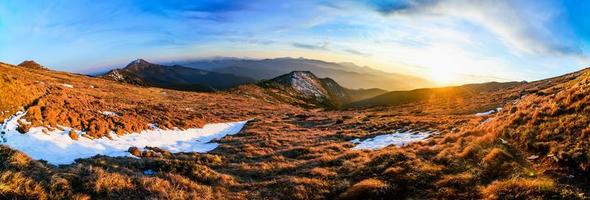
1,61,589,199
170,57,433,90
350,81,526,112
102,59,255,91
0,61,292,138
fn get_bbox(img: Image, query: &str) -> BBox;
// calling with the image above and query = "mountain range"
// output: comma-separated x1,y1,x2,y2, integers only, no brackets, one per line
167,57,433,90
99,59,529,110
101,59,389,107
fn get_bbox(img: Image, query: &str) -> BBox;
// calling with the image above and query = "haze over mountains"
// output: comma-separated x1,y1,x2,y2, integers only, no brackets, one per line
168,57,433,91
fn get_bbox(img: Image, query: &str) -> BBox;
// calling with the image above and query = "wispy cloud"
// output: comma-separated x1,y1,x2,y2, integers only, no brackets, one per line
292,41,330,50
364,0,437,15
360,0,585,58
343,49,369,56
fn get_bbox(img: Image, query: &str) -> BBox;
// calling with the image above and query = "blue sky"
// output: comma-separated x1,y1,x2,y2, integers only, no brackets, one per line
0,0,589,85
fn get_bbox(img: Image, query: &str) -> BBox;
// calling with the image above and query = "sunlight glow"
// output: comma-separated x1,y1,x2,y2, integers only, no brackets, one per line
429,67,459,86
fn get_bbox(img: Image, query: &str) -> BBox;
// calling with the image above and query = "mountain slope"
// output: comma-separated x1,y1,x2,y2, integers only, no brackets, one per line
476,68,590,179
102,59,255,91
349,81,526,110
0,60,293,138
257,71,387,109
170,57,433,90
350,68,587,113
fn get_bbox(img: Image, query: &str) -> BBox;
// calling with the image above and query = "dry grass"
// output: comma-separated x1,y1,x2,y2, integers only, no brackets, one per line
0,171,48,199
0,63,589,199
481,177,558,200
339,178,389,199
0,64,47,121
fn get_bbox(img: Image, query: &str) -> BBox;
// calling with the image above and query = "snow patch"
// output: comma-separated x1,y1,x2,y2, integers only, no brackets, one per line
108,69,125,81
143,169,156,175
479,117,494,126
61,83,74,88
291,72,324,98
0,111,247,165
101,111,118,117
132,59,144,64
351,131,432,150
474,107,502,116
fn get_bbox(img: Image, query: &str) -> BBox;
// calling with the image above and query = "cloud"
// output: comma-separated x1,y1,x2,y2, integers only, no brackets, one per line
343,49,369,56
361,0,585,58
292,41,330,50
364,0,437,15
138,1,249,22
228,38,276,45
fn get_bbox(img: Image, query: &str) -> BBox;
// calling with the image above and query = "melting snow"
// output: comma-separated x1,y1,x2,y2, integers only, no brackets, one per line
101,111,118,117
351,131,432,150
479,117,494,126
0,111,247,165
291,72,324,98
475,107,502,116
108,70,125,81
143,169,156,175
61,83,74,88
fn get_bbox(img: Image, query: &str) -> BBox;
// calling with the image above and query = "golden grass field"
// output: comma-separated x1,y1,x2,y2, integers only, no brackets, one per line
0,62,589,199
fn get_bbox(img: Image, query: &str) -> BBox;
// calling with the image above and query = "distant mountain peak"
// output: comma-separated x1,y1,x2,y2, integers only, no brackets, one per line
124,59,158,71
267,71,323,92
17,60,46,70
132,58,149,65
260,71,347,108
275,71,316,82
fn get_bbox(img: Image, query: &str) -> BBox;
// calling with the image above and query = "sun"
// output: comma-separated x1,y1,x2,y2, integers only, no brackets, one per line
428,67,459,86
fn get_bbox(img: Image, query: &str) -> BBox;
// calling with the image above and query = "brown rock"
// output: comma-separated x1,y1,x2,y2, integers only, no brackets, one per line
510,106,517,113
128,147,142,157
142,150,156,158
145,146,173,157
68,129,79,140
16,122,31,134
115,128,125,136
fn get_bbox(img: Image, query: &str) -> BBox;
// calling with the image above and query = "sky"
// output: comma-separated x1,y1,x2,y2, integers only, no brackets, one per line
1,0,590,85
